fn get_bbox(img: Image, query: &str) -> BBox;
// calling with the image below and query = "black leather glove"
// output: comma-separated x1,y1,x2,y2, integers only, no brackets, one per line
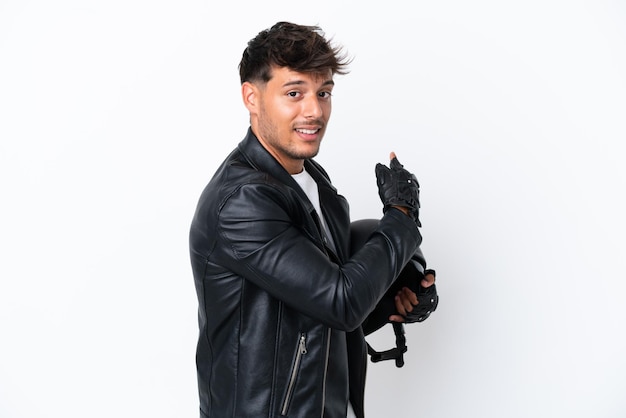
404,282,439,323
375,156,421,226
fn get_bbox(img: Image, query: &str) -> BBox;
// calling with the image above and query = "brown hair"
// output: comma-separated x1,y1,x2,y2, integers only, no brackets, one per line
238,21,351,84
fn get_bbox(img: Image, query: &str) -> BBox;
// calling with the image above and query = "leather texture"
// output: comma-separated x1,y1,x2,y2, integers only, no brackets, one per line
189,129,421,418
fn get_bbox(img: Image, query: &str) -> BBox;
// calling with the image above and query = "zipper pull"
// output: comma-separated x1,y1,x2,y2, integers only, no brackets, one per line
298,334,307,354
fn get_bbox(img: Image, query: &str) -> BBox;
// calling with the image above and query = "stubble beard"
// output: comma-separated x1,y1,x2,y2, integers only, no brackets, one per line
257,108,323,161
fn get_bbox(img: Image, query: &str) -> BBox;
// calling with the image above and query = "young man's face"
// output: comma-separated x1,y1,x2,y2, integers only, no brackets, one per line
243,66,334,174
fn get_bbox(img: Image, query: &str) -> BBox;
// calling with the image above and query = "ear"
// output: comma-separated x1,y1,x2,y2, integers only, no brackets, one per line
241,81,258,113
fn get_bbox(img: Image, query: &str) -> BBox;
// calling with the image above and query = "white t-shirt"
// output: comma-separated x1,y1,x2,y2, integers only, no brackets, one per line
347,402,357,418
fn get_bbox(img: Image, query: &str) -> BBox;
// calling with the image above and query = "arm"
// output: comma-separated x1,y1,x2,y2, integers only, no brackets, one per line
212,182,421,331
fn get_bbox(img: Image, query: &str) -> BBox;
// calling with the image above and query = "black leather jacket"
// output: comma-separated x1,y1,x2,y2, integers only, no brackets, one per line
189,129,421,418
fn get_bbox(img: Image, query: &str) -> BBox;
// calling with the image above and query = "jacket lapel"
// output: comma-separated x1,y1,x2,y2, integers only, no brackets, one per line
304,160,351,263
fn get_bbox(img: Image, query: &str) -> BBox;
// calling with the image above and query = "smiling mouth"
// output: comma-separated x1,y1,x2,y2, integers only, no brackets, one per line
295,128,320,135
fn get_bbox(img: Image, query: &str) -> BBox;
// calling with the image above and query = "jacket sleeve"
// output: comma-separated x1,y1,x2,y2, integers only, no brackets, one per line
212,182,421,331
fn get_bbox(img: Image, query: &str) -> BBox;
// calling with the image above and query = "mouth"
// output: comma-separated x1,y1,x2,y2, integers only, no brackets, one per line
295,127,321,135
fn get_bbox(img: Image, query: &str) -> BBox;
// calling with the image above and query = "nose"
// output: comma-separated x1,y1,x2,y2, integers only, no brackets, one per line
302,95,324,119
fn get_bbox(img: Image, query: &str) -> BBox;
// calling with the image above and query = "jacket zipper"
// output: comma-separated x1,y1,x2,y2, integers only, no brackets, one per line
280,333,308,416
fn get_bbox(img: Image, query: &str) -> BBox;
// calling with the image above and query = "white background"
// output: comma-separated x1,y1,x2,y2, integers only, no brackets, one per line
1,1,625,417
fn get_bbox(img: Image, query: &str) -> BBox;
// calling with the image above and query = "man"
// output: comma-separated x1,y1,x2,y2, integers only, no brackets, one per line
189,21,436,418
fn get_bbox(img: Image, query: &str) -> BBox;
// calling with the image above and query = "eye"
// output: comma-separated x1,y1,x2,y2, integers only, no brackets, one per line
319,91,332,99
287,91,301,98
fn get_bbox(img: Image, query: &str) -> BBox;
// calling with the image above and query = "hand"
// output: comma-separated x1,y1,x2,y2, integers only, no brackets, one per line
375,152,421,226
389,287,418,322
389,271,437,323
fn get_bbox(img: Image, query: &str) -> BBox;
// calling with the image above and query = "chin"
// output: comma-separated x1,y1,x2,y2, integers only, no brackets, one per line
300,144,322,159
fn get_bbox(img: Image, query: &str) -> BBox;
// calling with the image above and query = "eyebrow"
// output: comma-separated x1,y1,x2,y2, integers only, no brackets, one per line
282,79,335,88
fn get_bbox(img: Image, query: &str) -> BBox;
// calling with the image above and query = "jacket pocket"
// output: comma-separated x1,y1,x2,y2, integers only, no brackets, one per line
280,333,308,416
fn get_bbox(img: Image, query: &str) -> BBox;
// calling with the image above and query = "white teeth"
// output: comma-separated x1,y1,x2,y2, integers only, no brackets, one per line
297,128,318,134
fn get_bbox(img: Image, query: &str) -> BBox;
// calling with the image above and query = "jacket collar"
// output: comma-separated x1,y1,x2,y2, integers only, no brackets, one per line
238,128,313,208
237,127,338,206
237,128,348,260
